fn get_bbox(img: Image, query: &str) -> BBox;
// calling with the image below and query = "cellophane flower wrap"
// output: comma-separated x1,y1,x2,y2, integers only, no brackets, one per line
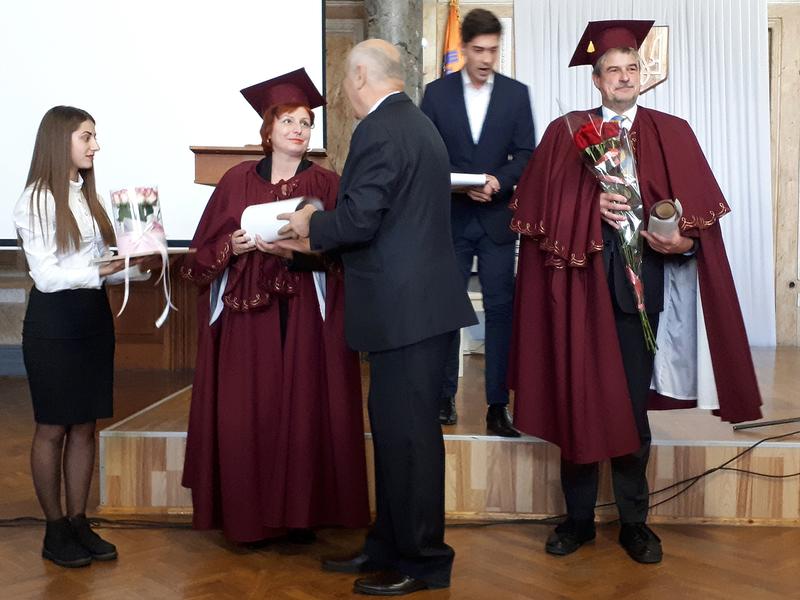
564,112,657,353
108,186,175,327
110,186,166,255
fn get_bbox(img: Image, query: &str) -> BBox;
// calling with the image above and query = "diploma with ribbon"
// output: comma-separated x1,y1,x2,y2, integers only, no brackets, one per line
105,186,176,328
648,199,683,237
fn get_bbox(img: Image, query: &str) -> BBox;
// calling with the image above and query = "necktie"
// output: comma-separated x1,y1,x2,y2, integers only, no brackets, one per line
611,114,627,130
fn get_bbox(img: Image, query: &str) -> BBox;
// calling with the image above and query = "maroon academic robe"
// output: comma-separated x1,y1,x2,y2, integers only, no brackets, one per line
509,107,762,464
181,160,370,542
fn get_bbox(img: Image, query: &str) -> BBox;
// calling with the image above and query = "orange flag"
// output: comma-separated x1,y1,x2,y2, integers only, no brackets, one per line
442,0,464,76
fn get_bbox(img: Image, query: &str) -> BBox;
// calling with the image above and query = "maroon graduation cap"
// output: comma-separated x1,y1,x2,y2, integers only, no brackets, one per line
240,68,326,118
568,20,654,67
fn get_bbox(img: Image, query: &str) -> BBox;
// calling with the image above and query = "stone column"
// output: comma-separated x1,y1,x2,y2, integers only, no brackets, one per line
364,0,423,104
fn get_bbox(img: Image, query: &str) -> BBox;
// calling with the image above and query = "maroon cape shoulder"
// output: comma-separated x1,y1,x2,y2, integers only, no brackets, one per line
509,107,761,464
180,160,370,541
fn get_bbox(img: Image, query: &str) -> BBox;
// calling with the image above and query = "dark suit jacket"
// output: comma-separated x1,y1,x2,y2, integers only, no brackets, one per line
602,223,665,314
309,93,477,352
420,71,535,244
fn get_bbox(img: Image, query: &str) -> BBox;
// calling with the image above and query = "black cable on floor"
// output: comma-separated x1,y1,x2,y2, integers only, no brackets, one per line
1,430,798,530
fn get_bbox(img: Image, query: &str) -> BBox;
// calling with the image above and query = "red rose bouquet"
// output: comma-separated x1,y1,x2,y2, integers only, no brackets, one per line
564,111,656,352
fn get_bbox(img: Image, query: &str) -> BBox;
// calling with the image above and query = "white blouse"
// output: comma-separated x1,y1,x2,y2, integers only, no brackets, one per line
14,177,142,293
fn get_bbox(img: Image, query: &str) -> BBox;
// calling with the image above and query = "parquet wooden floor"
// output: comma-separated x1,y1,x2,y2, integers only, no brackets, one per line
2,370,800,599
2,521,799,599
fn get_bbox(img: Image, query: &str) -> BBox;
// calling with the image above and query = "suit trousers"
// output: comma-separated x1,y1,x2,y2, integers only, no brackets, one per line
560,307,660,524
363,331,456,588
441,215,516,405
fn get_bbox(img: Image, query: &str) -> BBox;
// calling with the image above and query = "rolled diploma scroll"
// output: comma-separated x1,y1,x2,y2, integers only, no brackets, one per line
218,197,327,322
648,199,683,237
241,197,309,243
450,173,487,188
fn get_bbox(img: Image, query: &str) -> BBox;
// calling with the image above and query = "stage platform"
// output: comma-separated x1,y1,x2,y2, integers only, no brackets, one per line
99,349,800,525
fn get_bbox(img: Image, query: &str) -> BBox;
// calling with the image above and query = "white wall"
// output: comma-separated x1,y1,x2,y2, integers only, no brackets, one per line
1,0,324,243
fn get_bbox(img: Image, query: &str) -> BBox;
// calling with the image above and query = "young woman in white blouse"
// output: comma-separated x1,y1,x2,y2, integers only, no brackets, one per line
14,106,144,568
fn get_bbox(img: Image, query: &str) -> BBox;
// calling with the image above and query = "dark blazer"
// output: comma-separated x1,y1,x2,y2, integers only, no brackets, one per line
602,223,665,314
309,93,477,352
420,71,535,244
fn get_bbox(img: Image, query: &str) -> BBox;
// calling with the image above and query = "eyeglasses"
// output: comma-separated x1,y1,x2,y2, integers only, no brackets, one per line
278,116,314,130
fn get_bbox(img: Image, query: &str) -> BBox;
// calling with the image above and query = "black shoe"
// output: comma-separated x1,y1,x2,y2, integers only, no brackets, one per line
353,571,428,596
438,397,457,426
322,552,381,574
486,405,521,437
42,517,92,568
545,518,596,556
69,514,118,561
619,523,662,564
286,528,317,544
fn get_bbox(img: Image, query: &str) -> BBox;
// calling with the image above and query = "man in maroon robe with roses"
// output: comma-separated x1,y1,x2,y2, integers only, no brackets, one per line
509,20,762,564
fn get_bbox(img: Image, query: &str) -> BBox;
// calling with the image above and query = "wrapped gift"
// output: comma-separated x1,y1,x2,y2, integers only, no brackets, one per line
108,185,175,327
110,186,167,256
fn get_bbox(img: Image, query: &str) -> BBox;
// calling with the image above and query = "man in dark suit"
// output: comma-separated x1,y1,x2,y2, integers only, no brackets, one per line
280,39,476,596
420,9,535,436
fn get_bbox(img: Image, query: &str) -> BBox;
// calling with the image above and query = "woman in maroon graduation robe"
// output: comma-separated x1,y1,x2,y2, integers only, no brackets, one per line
180,69,369,543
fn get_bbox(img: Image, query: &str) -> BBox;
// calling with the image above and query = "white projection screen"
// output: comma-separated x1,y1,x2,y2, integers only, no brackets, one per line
0,0,325,245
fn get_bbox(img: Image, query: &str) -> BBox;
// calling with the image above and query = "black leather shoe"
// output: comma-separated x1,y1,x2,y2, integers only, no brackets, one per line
353,571,428,596
286,528,316,544
486,405,521,437
439,396,457,426
322,552,380,574
69,514,117,561
619,523,662,564
545,518,596,556
42,517,92,568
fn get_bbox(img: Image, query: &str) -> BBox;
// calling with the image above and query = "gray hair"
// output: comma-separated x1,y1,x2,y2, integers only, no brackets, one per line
592,47,642,76
348,39,405,85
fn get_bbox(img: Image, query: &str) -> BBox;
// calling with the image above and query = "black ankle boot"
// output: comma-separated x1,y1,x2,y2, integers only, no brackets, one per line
69,514,118,561
486,405,521,437
287,528,317,544
42,517,92,568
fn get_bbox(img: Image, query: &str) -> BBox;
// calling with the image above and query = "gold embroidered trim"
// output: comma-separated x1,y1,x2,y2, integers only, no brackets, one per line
680,203,729,231
181,236,232,283
223,292,267,311
511,217,602,269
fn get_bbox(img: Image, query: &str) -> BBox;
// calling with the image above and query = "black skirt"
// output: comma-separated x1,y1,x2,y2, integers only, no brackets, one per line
22,287,115,425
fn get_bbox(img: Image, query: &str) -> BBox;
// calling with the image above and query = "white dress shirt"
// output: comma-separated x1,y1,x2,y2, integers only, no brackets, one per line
601,104,638,130
462,69,494,144
14,177,141,293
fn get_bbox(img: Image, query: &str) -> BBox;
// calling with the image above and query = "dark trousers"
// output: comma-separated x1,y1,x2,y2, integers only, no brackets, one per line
442,215,516,406
363,331,456,588
561,308,660,524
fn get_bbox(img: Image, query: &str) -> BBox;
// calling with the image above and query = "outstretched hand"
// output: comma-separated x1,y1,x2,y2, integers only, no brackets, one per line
277,204,317,239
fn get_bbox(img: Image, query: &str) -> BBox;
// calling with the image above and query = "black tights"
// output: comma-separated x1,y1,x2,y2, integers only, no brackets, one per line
30,422,97,521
